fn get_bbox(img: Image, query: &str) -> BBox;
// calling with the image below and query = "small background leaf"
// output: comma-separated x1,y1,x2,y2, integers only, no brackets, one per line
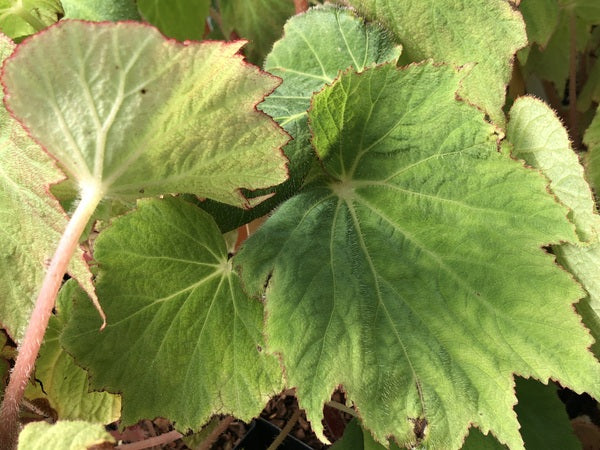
137,0,210,41
218,0,295,64
61,197,283,429
17,420,114,450
0,0,62,40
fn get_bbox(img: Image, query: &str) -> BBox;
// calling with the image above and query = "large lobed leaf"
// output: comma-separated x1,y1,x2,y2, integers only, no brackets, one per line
2,20,289,207
508,97,600,356
61,197,283,429
236,63,600,449
345,0,527,126
0,32,94,341
201,5,401,231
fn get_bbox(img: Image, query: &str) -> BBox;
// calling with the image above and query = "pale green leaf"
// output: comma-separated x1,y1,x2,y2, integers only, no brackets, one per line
137,0,210,41
584,106,600,192
61,0,141,21
519,0,560,49
200,5,401,231
0,32,94,341
218,0,295,64
61,197,283,429
345,0,527,126
17,420,114,450
24,280,121,423
507,96,597,241
0,0,61,39
2,21,288,207
508,97,600,355
236,63,600,449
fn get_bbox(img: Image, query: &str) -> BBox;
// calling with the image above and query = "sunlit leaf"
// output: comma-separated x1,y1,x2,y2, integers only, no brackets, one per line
2,20,289,207
236,63,600,449
0,32,94,341
62,197,283,429
17,420,114,450
345,0,527,126
0,0,61,39
61,0,140,21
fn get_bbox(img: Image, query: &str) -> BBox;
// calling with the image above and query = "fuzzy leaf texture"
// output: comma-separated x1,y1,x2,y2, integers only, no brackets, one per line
2,20,288,207
235,63,600,449
201,5,401,231
137,0,210,41
508,97,600,356
344,0,527,126
24,280,121,423
17,421,114,450
61,197,283,429
218,0,295,64
0,32,94,341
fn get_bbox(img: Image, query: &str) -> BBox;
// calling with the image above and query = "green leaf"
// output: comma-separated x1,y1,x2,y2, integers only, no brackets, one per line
519,0,559,52
584,106,600,192
0,0,62,39
461,429,508,450
560,0,600,24
513,378,580,450
200,5,401,231
508,97,600,356
137,0,210,41
218,0,295,64
577,57,600,112
331,419,402,450
236,63,600,449
61,0,141,21
17,420,114,450
525,13,590,89
61,197,283,429
507,96,597,241
2,20,289,208
0,32,95,341
24,280,121,423
345,0,527,126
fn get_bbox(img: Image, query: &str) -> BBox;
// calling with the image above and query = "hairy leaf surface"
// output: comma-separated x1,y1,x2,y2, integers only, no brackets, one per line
62,197,283,429
17,421,114,449
137,0,210,41
25,281,121,423
201,5,401,231
2,21,288,207
0,33,94,341
345,0,527,126
236,63,600,449
219,0,295,64
508,97,600,355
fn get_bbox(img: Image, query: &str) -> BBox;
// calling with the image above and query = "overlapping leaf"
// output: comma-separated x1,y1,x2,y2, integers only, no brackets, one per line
236,63,600,449
0,33,94,341
345,0,527,126
508,97,600,355
519,0,559,49
218,0,295,64
24,281,121,423
61,197,283,429
17,421,114,450
137,0,210,41
2,20,289,207
201,5,401,230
